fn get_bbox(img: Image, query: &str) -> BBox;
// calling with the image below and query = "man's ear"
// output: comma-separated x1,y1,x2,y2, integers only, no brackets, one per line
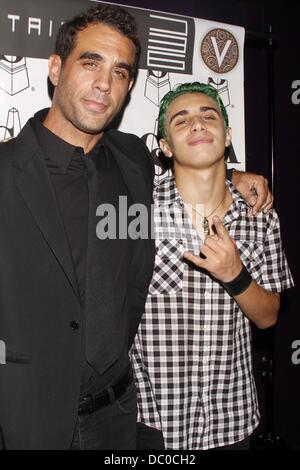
128,78,134,92
159,138,173,158
225,127,232,148
48,54,62,87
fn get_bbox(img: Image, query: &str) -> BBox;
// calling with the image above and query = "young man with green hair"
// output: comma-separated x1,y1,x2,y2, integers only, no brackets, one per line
130,82,293,450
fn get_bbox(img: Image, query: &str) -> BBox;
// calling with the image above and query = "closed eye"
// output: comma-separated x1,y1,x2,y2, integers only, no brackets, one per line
82,60,98,70
175,118,189,126
202,113,217,120
114,68,129,80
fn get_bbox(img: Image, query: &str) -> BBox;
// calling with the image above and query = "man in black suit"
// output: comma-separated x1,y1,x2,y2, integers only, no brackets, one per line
0,3,271,450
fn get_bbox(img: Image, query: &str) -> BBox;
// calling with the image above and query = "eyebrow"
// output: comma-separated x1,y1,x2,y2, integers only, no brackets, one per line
79,52,103,61
79,52,133,74
169,106,220,126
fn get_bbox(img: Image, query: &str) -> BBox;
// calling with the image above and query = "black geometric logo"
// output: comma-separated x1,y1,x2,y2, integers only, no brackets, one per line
0,108,21,141
0,55,30,96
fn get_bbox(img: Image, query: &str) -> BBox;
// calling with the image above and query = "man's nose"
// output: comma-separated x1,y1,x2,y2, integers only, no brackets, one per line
191,116,206,132
93,67,112,93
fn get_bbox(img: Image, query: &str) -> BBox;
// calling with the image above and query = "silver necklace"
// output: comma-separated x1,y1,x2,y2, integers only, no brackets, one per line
191,190,227,236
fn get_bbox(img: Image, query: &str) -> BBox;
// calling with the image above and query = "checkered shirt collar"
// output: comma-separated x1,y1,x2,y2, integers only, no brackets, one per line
154,174,250,222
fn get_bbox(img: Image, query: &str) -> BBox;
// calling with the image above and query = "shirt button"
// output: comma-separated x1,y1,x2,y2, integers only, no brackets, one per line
70,320,80,330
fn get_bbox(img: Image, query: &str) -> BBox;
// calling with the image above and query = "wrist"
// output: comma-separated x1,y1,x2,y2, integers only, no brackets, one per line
221,264,252,297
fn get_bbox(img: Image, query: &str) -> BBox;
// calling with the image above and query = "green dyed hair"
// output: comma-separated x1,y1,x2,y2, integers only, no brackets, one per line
157,82,229,139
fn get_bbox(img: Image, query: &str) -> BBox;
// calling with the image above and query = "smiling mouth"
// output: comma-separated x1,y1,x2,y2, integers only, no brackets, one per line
188,137,213,146
83,99,109,112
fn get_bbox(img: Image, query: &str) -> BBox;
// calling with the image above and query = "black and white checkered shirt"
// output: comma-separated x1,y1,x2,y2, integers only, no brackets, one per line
130,176,294,450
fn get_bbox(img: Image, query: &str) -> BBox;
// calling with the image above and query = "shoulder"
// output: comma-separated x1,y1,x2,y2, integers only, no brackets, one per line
0,117,44,172
228,180,279,226
228,181,282,242
0,138,17,167
106,129,154,173
243,209,281,247
261,208,281,232
247,206,280,230
107,129,150,153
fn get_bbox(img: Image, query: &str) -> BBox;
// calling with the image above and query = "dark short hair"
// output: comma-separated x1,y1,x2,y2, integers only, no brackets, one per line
158,82,229,139
55,3,140,79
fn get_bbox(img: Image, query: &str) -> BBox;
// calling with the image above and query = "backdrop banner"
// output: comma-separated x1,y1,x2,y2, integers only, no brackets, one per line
0,0,245,184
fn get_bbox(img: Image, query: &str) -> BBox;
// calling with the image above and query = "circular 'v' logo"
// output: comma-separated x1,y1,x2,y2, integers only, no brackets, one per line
201,29,239,73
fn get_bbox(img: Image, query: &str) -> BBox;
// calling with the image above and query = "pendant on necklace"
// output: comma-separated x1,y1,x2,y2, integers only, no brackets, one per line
203,217,210,236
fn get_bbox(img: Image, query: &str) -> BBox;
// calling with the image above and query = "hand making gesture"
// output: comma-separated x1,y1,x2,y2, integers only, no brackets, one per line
184,215,280,329
184,215,242,283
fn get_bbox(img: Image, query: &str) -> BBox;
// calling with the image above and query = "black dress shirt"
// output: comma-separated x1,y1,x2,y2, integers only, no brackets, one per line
32,113,132,395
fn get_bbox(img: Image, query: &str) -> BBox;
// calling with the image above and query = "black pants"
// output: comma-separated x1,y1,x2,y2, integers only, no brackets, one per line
70,382,137,450
137,422,251,451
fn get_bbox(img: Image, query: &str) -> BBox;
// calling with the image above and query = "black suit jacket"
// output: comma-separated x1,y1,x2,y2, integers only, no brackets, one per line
0,118,155,449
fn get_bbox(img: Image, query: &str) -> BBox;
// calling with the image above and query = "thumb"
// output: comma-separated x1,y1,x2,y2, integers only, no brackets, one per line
183,251,206,269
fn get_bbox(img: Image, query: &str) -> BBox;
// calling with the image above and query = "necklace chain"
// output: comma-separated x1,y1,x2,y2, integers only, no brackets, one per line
191,188,227,236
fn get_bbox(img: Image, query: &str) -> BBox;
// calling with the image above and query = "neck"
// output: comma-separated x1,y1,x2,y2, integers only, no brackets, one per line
174,160,232,238
43,107,103,154
174,160,227,213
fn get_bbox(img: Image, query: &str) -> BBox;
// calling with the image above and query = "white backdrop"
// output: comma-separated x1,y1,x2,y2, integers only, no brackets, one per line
0,1,245,183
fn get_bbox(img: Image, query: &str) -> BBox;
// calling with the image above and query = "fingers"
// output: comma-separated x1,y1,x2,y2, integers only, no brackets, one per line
211,216,228,240
183,251,207,268
241,188,257,208
233,171,270,215
231,170,257,206
201,242,215,257
250,177,269,215
260,190,274,213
